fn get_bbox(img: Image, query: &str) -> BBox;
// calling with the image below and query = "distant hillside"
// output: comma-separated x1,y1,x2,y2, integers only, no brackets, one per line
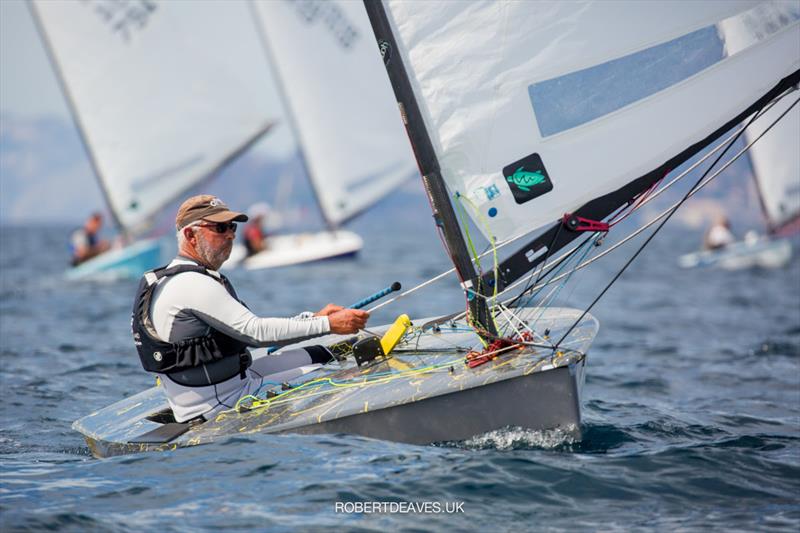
0,113,101,223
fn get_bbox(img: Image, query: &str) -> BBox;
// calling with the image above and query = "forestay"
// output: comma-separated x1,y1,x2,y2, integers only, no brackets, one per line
381,0,800,243
720,4,800,235
251,0,417,227
31,0,275,235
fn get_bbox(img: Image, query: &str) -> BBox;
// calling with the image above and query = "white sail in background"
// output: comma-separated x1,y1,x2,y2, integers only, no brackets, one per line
381,0,800,243
31,0,275,235
747,97,800,234
251,0,416,227
720,5,800,234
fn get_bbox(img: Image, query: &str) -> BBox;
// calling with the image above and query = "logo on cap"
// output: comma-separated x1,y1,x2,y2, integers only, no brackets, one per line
209,198,222,207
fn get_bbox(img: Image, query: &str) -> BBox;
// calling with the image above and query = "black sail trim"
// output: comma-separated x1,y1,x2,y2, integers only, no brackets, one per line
484,69,800,293
363,0,496,336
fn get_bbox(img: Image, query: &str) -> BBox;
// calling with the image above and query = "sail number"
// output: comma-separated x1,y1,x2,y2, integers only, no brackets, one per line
82,0,157,43
288,0,359,50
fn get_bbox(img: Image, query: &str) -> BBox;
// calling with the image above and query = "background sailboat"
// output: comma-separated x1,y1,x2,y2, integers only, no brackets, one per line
31,0,275,280
224,0,417,270
680,7,800,270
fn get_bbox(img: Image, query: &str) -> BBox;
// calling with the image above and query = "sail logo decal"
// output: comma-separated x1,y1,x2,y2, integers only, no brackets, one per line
502,153,553,204
507,168,545,191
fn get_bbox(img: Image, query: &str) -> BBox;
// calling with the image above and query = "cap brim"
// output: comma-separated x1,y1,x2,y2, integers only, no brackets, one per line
204,210,248,223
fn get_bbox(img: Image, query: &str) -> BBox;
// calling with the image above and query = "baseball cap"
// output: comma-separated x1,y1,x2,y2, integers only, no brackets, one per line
175,195,248,230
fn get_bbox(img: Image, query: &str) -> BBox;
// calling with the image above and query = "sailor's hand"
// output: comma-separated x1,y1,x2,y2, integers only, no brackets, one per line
327,309,369,334
315,303,344,317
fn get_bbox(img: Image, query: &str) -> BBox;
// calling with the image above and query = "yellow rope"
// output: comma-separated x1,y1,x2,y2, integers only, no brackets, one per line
454,193,500,337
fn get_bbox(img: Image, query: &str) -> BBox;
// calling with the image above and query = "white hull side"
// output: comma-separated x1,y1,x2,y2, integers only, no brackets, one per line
223,231,363,270
679,236,792,270
65,237,164,281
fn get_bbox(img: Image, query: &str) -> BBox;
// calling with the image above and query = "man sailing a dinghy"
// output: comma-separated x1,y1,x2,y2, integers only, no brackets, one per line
69,212,111,266
703,215,736,250
243,203,269,256
131,195,368,423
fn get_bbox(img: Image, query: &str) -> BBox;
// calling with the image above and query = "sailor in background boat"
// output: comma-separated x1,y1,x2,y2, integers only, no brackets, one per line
243,203,269,256
131,195,369,424
69,212,111,266
703,215,736,250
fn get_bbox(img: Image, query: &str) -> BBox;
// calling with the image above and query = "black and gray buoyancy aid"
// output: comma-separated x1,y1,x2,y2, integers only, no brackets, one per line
132,264,252,386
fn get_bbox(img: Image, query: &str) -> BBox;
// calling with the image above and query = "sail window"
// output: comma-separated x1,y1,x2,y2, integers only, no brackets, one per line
529,3,800,138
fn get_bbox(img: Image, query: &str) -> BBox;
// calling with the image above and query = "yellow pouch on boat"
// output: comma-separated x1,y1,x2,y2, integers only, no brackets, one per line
380,314,411,355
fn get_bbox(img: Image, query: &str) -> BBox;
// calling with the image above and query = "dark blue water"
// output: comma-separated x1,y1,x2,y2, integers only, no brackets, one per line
2,200,799,531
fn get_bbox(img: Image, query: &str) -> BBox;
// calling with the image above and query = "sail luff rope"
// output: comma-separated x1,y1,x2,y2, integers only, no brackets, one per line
553,95,800,348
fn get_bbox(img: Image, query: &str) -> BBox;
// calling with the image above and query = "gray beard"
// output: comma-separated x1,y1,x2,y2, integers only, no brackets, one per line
196,236,231,270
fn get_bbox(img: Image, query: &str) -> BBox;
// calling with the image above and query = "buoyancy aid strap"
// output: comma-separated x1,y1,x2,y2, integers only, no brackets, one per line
139,265,230,335
138,266,212,339
148,264,237,299
166,352,251,387
152,264,214,281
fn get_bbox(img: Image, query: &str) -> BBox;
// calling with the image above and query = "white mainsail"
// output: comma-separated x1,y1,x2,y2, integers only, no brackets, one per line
31,0,275,235
251,0,416,227
380,0,800,244
721,5,800,235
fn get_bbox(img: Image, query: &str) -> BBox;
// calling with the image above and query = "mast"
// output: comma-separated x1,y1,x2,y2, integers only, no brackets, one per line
247,1,336,232
28,1,125,235
747,140,776,234
363,1,496,337
745,86,800,237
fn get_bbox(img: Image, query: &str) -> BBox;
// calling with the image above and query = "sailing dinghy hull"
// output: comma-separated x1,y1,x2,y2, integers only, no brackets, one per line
73,307,596,458
678,236,792,270
224,230,363,270
65,238,164,281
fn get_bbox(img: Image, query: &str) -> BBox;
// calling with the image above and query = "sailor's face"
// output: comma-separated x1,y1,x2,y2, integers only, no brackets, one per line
195,223,234,268
87,216,102,233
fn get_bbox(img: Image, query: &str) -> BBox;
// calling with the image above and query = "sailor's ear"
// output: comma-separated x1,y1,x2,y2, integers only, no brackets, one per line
183,226,196,242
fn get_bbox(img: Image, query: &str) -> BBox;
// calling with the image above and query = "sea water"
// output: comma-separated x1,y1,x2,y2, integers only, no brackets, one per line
1,199,798,531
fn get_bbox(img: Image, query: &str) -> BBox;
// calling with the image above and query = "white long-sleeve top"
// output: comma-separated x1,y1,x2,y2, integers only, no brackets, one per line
150,257,330,421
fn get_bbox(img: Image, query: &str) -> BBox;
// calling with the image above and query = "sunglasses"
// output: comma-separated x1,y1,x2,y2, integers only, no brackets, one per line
196,221,237,234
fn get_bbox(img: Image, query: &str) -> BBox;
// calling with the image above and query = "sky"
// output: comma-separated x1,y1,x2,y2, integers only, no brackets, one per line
0,0,70,119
